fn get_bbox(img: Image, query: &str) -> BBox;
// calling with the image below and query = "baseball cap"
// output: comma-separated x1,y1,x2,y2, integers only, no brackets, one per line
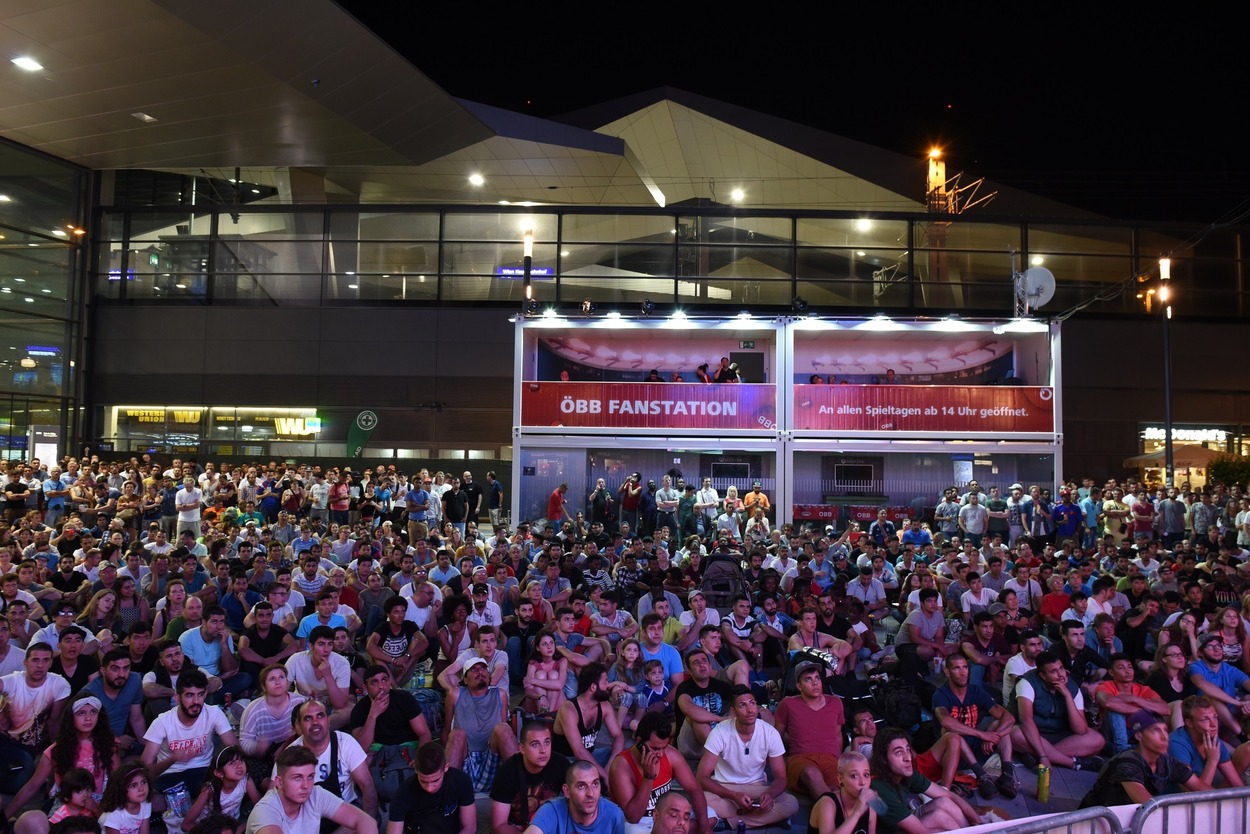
461,657,488,675
1128,710,1164,736
688,589,705,603
793,660,823,679
988,603,1007,615
1010,483,1023,491
825,525,835,534
1199,632,1223,649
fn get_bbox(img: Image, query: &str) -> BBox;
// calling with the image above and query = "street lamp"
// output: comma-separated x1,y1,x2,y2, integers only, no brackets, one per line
1160,257,1174,488
522,228,534,309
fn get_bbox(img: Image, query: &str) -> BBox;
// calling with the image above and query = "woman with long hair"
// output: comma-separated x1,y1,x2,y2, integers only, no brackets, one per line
436,594,477,679
521,631,567,715
1213,605,1250,671
8,694,119,834
114,576,150,637
237,666,304,790
1144,642,1196,730
77,589,121,645
1158,611,1201,662
152,579,186,639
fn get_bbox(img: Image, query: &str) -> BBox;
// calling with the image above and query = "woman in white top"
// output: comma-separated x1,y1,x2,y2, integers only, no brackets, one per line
238,665,305,787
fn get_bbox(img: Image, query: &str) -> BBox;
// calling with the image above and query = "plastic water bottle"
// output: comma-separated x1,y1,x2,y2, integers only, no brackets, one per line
867,797,889,815
1036,765,1050,803
416,664,427,689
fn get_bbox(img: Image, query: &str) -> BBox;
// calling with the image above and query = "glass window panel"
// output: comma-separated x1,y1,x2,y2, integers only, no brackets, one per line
329,240,436,276
558,275,676,305
442,274,552,303
562,214,675,243
123,239,212,277
691,278,793,307
0,245,71,299
560,244,674,278
329,211,440,240
441,242,558,277
217,211,324,240
796,217,908,249
126,274,208,300
1139,227,1236,259
0,143,85,239
675,245,794,280
1029,224,1131,256
97,212,128,242
212,274,322,305
679,215,793,246
443,213,557,242
127,212,212,241
913,220,1022,252
796,278,895,309
213,239,324,274
326,273,436,302
0,313,69,398
1024,253,1134,286
797,247,907,283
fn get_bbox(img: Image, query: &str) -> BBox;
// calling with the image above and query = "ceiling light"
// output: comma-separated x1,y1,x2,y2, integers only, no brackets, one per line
20,358,35,368
24,297,34,303
40,288,51,293
730,188,744,202
11,57,43,72
347,284,358,289
854,218,872,232
542,308,558,319
1030,256,1044,266
14,278,24,282
0,288,9,293
604,311,622,320
131,112,158,123
737,311,752,320
72,228,85,235
175,283,186,289
670,310,687,321
0,195,11,202
468,174,485,186
52,230,67,237
250,188,260,194
931,315,977,332
856,250,866,257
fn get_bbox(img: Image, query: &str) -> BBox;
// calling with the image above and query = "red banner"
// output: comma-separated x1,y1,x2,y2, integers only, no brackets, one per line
793,504,839,521
793,385,1054,433
521,382,777,430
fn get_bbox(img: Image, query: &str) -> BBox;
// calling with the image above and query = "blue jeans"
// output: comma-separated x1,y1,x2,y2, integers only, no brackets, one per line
0,736,36,794
506,635,529,685
44,505,64,529
1104,712,1130,754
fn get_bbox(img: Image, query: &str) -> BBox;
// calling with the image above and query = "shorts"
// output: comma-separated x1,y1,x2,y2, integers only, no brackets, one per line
462,750,500,794
785,752,842,792
915,749,941,782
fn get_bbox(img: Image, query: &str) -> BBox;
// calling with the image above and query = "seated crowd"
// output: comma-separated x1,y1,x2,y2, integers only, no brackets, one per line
1,457,1249,834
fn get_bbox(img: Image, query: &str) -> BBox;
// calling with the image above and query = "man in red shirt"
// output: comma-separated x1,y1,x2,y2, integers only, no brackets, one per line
546,483,570,532
774,661,845,799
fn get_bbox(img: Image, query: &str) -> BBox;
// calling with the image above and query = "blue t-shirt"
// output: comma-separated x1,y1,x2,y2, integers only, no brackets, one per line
932,683,998,729
639,642,683,684
295,613,347,640
82,671,144,736
43,478,65,508
221,590,263,632
1168,725,1231,772
1189,660,1249,699
529,797,625,834
406,488,430,522
179,627,234,676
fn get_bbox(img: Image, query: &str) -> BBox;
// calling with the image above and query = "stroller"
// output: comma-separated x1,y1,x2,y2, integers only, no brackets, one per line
699,549,750,612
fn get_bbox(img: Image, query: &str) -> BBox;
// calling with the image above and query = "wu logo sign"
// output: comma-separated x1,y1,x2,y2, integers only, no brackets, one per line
274,417,322,436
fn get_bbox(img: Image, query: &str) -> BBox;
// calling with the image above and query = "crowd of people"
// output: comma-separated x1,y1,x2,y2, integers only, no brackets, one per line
2,455,1250,834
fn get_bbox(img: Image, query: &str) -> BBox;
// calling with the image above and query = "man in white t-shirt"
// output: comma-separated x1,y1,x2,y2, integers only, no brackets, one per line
0,620,26,677
175,477,203,538
696,685,799,829
141,667,238,796
0,642,70,793
284,698,377,819
1002,630,1045,704
285,625,352,729
247,745,377,834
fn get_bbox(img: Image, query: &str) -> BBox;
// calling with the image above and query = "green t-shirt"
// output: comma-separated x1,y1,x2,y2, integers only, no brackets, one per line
872,772,931,833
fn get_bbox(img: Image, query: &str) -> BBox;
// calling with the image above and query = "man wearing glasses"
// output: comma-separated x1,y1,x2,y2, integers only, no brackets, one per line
33,603,100,654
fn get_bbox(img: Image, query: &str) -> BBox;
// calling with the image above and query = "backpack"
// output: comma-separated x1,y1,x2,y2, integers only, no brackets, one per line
872,678,924,731
370,743,417,805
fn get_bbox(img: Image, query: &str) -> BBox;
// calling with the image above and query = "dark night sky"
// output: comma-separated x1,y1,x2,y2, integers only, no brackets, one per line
337,6,1248,225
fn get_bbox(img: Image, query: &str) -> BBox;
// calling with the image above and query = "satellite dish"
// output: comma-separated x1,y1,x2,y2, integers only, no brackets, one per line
1021,266,1056,311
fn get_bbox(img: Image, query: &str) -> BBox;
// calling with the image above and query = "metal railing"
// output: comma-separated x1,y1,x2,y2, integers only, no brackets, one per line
995,806,1123,834
1128,785,1250,834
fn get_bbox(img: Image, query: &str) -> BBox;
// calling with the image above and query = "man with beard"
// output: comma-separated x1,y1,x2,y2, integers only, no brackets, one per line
288,696,378,819
524,760,626,834
387,741,476,834
0,642,71,794
490,720,567,834
446,657,519,794
609,712,712,834
141,668,238,797
82,647,147,756
501,599,543,686
553,662,625,785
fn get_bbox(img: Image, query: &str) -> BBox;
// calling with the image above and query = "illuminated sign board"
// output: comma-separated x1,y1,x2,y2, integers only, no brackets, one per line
1141,427,1227,443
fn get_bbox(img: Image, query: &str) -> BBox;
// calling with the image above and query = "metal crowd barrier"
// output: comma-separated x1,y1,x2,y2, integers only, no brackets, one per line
995,806,1124,834
1128,785,1250,834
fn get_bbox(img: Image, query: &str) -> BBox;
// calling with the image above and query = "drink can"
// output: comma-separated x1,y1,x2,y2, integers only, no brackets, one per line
1036,765,1050,803
736,821,746,834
